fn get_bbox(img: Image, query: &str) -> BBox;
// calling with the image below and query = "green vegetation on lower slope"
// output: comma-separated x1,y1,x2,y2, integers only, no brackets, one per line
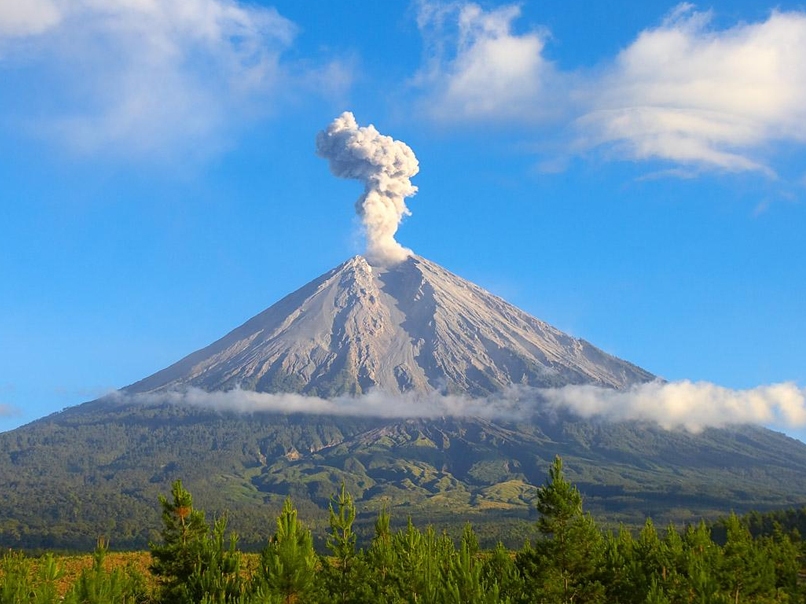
2,459,804,603
2,399,806,550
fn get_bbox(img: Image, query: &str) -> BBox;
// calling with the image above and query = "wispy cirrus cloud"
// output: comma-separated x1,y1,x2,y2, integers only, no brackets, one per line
0,0,351,159
416,2,806,176
576,4,806,174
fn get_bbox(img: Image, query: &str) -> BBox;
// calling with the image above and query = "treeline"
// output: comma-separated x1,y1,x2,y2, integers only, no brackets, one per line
1,456,803,603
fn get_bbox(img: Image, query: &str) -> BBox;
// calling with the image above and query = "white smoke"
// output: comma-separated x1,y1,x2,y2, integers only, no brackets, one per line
117,380,806,434
316,112,419,266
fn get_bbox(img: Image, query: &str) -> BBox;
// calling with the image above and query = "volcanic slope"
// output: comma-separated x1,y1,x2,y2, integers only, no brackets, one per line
3,255,806,550
126,255,653,397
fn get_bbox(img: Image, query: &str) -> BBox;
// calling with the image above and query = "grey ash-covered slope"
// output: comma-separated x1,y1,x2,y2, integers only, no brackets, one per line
127,255,653,397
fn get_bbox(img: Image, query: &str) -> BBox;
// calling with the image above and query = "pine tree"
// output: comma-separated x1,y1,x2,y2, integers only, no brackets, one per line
150,480,211,604
718,513,774,604
321,483,369,604
598,526,636,604
0,551,37,604
0,551,63,604
762,523,802,601
33,554,62,604
660,524,687,603
392,519,429,601
461,523,479,558
482,541,523,603
258,498,318,604
63,538,148,604
634,520,668,602
682,521,721,604
366,505,397,602
440,524,503,604
518,456,604,604
644,577,671,604
186,515,245,604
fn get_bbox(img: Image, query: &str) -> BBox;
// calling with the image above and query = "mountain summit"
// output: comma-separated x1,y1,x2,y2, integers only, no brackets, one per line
4,255,806,551
127,255,653,398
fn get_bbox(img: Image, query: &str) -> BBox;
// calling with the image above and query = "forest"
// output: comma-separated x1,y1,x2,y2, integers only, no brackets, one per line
1,456,803,604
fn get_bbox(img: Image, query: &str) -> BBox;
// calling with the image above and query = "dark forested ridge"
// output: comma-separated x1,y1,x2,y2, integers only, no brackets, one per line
2,459,805,604
3,398,806,551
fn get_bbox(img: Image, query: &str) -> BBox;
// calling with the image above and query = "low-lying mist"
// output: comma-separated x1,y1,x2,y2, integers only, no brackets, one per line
112,379,806,433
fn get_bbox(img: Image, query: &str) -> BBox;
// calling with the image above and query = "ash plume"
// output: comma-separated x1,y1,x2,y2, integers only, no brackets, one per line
316,112,419,266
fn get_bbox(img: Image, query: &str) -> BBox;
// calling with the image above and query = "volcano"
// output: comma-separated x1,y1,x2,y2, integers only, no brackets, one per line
2,255,806,550
127,255,653,398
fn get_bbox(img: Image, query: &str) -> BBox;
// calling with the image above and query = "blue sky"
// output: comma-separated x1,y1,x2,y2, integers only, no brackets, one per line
1,0,805,436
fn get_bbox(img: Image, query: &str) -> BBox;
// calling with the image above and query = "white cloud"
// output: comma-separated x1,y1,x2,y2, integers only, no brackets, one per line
542,380,806,432
0,0,350,158
120,380,806,434
416,2,806,174
415,1,559,122
578,5,806,174
0,403,20,417
0,0,61,36
120,387,528,420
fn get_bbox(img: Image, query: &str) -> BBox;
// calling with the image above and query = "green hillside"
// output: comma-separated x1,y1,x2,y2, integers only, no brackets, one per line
2,399,806,551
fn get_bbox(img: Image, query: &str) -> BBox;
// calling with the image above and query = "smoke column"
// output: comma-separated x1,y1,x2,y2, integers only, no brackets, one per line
316,112,419,266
